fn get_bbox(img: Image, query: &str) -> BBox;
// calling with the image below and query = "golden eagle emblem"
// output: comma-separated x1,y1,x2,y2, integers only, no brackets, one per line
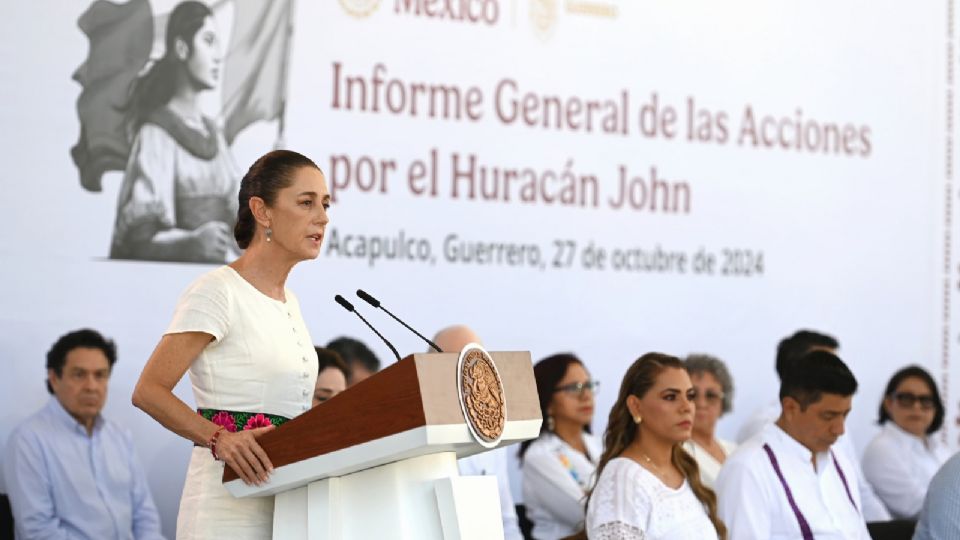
458,346,506,445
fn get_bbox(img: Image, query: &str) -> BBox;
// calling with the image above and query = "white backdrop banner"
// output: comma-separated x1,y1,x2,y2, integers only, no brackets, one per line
0,0,956,536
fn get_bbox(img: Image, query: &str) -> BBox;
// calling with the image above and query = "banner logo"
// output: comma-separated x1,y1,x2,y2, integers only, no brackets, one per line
530,0,619,39
530,0,558,38
340,0,382,18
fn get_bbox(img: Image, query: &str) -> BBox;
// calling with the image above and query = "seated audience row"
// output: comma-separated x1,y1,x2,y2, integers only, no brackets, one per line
6,326,959,540
518,352,737,537
519,330,955,539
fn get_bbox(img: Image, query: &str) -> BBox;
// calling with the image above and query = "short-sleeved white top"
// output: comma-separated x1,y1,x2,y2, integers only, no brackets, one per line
585,457,719,540
166,265,319,419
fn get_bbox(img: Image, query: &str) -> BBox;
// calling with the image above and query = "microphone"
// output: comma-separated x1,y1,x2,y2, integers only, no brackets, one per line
356,289,444,353
333,294,401,361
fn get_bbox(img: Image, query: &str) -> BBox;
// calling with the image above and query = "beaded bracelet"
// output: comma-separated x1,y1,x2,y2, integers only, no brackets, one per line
208,426,225,461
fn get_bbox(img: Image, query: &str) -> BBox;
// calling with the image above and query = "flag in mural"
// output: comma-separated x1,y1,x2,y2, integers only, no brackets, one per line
70,0,294,192
70,0,154,193
222,0,293,145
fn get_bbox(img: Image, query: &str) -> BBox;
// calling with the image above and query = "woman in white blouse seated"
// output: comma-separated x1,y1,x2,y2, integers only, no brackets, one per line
583,353,726,540
862,365,951,519
682,354,737,488
519,353,603,539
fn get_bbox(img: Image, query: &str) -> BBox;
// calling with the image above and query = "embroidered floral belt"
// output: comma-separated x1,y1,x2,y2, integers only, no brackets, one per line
197,408,291,433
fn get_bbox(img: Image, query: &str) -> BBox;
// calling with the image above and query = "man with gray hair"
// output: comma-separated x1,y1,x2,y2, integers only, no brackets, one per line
432,325,523,540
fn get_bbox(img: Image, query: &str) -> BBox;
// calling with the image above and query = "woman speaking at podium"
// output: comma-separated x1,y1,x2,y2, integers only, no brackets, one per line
132,149,330,539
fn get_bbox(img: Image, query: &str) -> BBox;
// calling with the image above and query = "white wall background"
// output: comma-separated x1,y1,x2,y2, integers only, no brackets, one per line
0,1,956,537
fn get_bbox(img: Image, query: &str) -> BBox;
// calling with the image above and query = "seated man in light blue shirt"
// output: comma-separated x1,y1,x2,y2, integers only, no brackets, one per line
3,329,164,540
914,451,960,540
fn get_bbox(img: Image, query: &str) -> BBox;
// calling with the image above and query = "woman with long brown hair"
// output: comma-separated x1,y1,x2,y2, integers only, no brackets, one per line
583,353,726,539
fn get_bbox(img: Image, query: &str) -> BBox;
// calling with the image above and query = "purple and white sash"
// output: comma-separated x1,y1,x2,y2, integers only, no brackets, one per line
762,443,859,540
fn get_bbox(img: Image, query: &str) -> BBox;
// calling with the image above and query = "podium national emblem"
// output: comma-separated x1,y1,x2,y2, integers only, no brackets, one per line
457,344,506,447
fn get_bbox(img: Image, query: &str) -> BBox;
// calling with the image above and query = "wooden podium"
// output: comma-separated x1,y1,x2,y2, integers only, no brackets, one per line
223,351,542,540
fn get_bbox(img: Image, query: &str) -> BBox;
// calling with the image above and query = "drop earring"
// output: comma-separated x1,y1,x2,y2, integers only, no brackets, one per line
265,227,272,242
547,415,555,431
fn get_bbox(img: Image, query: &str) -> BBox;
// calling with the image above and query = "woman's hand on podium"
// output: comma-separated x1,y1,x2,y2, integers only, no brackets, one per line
218,425,276,486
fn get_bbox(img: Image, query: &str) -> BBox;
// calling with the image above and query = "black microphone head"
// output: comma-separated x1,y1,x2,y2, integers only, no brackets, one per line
334,294,355,312
356,289,380,308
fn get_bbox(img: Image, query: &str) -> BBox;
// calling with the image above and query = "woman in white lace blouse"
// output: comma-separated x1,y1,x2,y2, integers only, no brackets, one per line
582,353,726,540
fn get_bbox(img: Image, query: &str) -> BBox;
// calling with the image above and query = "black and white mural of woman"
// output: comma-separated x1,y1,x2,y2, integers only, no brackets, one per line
112,1,238,263
72,0,293,263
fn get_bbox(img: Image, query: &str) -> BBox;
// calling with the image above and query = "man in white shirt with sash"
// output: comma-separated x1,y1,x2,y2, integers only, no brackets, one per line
716,350,871,539
736,329,890,522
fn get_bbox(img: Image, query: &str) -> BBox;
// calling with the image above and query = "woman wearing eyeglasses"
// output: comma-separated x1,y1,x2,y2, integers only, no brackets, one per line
861,365,950,519
519,353,602,539
682,354,737,489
